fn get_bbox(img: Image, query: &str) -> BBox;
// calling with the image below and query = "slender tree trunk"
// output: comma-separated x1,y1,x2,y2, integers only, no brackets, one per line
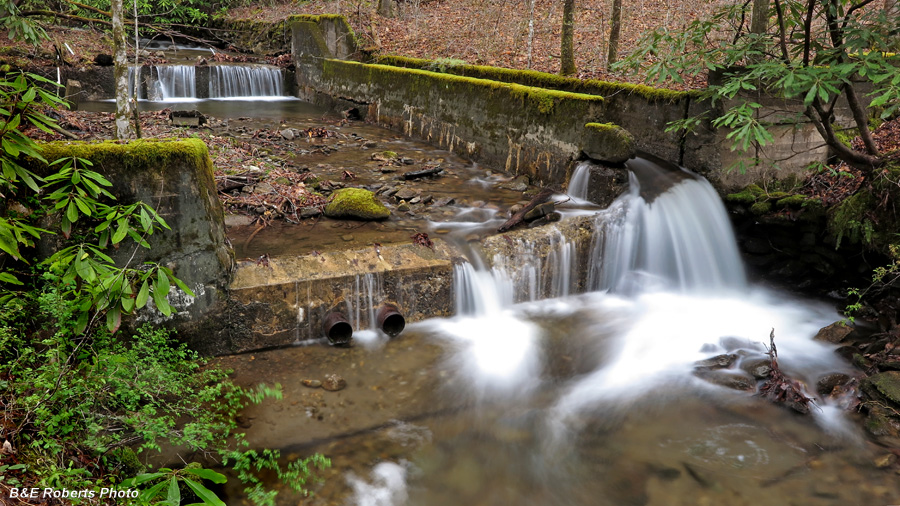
750,0,768,34
377,0,396,18
607,0,622,68
526,0,535,68
560,0,576,75
112,0,133,139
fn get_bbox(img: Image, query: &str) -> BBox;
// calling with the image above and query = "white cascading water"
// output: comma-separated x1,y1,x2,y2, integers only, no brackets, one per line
209,65,283,99
567,161,592,202
442,157,847,423
128,64,284,101
147,65,197,101
348,157,871,505
593,165,746,293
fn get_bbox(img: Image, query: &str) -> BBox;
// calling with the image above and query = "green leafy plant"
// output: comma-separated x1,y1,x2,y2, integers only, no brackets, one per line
0,66,329,506
124,465,228,506
844,244,900,322
222,449,330,506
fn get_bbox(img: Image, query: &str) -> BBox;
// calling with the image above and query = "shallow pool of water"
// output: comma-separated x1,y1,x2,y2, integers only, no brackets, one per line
216,288,899,506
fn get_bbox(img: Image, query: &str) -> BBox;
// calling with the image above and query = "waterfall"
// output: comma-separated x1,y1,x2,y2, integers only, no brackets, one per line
593,159,746,294
454,155,746,312
154,65,197,100
345,272,383,331
567,161,591,201
127,64,285,101
454,227,581,316
209,65,283,98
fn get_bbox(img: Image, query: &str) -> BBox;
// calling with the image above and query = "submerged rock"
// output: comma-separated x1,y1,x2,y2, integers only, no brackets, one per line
302,379,322,388
693,369,756,391
322,374,347,391
500,175,530,192
693,354,738,370
324,188,390,220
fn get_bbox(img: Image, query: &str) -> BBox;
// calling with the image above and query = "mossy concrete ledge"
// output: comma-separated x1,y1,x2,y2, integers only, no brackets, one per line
36,139,232,349
226,241,462,353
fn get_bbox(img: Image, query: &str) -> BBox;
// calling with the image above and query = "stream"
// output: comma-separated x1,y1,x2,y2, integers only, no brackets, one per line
87,68,900,505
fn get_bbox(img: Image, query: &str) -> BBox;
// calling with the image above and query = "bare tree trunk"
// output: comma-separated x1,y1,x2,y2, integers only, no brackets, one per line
750,0,769,34
607,0,622,68
560,0,576,75
526,0,535,68
377,0,396,18
112,0,133,139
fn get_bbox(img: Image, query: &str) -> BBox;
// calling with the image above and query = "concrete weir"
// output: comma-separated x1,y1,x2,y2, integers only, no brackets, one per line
227,241,463,352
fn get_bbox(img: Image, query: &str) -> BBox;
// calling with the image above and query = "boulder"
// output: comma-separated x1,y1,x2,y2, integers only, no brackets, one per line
863,371,900,405
324,188,390,220
581,122,635,164
814,321,854,343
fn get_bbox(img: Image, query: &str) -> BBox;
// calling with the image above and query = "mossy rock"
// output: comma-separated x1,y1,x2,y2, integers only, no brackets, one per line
726,190,758,205
749,201,772,215
763,191,790,201
108,447,145,476
775,194,807,207
581,123,635,164
865,371,900,405
324,188,390,220
864,406,900,437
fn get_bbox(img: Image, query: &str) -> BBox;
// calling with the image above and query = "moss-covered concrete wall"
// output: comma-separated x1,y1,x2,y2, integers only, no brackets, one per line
373,54,698,171
294,29,611,185
292,17,832,193
35,139,232,347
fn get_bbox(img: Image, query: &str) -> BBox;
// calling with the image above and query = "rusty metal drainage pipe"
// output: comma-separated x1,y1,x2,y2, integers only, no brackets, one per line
376,304,405,337
323,311,352,345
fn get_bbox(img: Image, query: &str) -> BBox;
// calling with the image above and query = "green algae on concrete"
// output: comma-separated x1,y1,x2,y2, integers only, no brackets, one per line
374,54,690,102
325,188,390,220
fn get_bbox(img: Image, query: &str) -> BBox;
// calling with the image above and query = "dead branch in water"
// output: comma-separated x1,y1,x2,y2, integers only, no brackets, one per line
498,187,554,233
758,328,815,414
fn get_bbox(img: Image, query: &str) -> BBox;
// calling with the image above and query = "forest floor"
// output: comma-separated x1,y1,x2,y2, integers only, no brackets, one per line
228,0,718,87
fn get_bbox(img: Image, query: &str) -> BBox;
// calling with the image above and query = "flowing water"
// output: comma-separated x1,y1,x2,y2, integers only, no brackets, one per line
219,158,898,506
125,63,287,102
120,65,896,505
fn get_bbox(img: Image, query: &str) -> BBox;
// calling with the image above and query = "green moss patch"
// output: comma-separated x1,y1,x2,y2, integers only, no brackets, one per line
375,54,689,102
582,123,635,163
323,60,604,116
324,188,390,220
749,201,772,215
864,371,900,405
828,191,877,248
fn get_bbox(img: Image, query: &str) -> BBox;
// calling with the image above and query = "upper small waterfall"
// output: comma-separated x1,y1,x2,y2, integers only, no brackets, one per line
209,65,284,98
568,161,592,201
128,64,285,101
154,65,197,100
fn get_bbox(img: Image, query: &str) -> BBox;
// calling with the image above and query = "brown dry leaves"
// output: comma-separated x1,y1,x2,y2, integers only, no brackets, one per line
228,0,717,85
